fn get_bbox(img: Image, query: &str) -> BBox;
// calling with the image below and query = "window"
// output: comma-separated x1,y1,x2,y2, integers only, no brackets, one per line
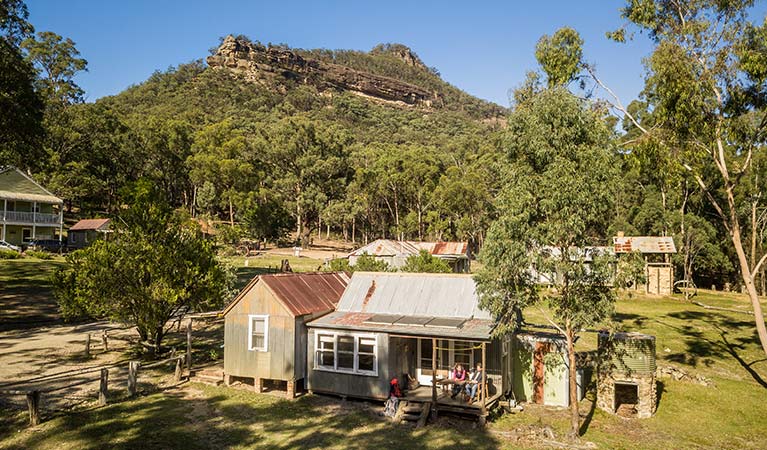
248,315,269,351
314,332,378,376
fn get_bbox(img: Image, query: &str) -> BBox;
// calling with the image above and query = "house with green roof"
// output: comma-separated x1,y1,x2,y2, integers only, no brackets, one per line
0,167,63,246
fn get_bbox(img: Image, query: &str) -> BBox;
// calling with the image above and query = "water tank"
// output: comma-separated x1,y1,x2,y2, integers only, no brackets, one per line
598,332,656,374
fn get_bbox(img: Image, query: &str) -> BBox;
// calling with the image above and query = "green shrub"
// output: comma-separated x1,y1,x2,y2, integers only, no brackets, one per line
0,249,22,259
26,250,53,260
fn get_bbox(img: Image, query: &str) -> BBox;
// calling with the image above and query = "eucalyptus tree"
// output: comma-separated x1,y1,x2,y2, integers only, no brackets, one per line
591,0,767,355
475,88,620,438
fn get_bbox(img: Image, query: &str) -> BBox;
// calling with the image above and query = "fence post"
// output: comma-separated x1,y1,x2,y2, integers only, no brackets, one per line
174,357,183,382
186,319,192,372
84,333,91,358
128,361,139,397
102,330,109,352
26,390,40,426
99,368,108,406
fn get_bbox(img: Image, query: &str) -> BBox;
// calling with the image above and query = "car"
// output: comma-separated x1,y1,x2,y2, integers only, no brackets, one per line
0,240,21,252
28,239,67,253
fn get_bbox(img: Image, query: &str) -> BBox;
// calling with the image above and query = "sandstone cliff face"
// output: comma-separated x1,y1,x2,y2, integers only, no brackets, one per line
207,36,440,107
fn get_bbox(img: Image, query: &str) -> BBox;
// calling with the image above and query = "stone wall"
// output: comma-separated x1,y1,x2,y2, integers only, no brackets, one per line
597,371,657,419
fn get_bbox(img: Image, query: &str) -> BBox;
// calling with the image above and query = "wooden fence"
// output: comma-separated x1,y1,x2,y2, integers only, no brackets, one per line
0,355,185,426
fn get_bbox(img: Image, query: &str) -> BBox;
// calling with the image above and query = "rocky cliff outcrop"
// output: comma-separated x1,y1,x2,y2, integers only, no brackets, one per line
207,36,440,107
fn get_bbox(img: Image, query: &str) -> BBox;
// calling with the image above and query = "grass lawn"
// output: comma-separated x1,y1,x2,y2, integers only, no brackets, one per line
0,256,66,331
2,256,766,448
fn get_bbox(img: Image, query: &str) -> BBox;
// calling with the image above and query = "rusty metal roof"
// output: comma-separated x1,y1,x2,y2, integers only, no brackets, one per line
262,272,350,316
308,311,494,340
349,239,469,258
224,272,349,317
613,236,677,254
334,272,490,319
69,218,111,231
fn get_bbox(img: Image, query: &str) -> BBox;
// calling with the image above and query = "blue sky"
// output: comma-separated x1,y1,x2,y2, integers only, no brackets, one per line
26,1,765,107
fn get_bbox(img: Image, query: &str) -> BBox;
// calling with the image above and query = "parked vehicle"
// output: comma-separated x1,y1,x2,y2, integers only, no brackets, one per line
28,239,67,253
0,240,21,252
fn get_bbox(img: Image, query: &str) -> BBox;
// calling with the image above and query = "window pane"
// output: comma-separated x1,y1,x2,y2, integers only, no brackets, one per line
253,318,265,333
359,338,375,354
252,334,264,349
338,352,354,370
358,353,375,372
319,335,334,350
338,336,354,353
318,350,335,367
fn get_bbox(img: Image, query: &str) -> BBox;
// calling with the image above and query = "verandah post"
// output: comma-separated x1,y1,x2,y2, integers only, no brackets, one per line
431,338,437,418
481,342,487,408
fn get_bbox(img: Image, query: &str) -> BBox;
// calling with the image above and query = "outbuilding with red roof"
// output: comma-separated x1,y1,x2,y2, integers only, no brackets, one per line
222,272,349,398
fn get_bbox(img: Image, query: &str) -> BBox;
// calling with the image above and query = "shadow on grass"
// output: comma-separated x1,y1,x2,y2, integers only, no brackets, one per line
1,385,501,450
656,310,767,389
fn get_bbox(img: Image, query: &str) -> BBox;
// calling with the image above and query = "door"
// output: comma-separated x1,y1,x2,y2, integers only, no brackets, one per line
21,228,32,244
532,342,548,404
416,338,476,385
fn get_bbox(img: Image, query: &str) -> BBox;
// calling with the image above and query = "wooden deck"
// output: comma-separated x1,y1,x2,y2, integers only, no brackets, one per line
404,385,502,416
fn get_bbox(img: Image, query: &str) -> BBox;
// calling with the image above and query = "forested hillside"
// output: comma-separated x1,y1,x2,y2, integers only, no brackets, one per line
23,36,506,249
3,9,765,294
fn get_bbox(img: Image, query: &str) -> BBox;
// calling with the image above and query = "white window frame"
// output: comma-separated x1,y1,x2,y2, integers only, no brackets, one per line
313,331,378,377
247,314,269,352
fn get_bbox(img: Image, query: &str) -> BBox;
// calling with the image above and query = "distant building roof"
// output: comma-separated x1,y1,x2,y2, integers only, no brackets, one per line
69,218,111,231
308,272,493,339
613,236,677,254
349,239,469,258
0,167,63,204
224,272,350,317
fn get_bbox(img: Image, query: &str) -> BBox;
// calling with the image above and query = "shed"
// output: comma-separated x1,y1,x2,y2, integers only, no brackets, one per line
222,272,349,397
306,272,508,418
614,235,677,295
67,218,111,249
347,239,471,272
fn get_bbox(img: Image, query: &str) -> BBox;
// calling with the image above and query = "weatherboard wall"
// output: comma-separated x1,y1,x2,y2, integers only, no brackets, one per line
224,281,299,382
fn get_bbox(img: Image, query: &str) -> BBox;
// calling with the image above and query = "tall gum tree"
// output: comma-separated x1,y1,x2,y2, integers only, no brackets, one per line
589,0,767,356
475,88,620,438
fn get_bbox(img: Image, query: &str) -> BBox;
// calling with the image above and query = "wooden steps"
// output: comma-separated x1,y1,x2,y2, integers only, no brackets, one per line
395,400,431,428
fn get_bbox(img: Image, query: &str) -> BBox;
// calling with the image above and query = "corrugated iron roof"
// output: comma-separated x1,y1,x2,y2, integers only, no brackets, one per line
261,272,349,316
308,310,494,340
69,218,111,231
334,272,490,320
349,239,469,257
0,167,63,204
613,236,677,254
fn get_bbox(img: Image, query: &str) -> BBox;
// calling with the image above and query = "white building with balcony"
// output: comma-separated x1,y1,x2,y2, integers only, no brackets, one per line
0,167,63,246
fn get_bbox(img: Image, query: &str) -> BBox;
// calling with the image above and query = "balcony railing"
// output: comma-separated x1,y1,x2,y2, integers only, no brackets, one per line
2,211,60,224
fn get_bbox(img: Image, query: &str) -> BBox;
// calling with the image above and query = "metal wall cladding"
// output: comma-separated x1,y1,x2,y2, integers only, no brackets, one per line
598,333,657,374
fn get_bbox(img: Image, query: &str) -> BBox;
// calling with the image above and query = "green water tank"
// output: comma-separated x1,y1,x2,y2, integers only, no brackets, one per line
598,331,656,374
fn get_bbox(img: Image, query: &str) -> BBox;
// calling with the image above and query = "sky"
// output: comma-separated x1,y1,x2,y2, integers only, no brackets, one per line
25,1,766,108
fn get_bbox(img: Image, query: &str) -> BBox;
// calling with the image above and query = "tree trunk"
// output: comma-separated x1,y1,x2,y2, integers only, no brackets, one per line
566,321,580,438
351,217,356,244
730,220,767,356
229,197,234,226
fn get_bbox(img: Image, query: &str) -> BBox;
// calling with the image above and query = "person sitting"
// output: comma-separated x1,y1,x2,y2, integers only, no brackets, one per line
449,363,467,399
465,362,483,403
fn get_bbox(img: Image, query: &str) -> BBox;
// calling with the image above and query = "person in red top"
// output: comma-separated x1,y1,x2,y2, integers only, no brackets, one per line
383,377,402,417
449,363,467,399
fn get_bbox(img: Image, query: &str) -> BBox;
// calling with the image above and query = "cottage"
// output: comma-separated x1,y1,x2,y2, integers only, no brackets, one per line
305,272,507,418
613,235,677,295
67,218,111,249
348,239,471,273
0,167,63,247
222,272,349,398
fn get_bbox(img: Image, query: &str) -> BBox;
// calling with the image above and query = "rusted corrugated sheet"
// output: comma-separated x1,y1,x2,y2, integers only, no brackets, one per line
261,272,350,316
613,236,677,254
69,218,110,231
349,239,468,257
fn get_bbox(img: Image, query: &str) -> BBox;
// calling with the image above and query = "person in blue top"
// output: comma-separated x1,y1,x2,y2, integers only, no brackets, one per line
465,362,483,403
